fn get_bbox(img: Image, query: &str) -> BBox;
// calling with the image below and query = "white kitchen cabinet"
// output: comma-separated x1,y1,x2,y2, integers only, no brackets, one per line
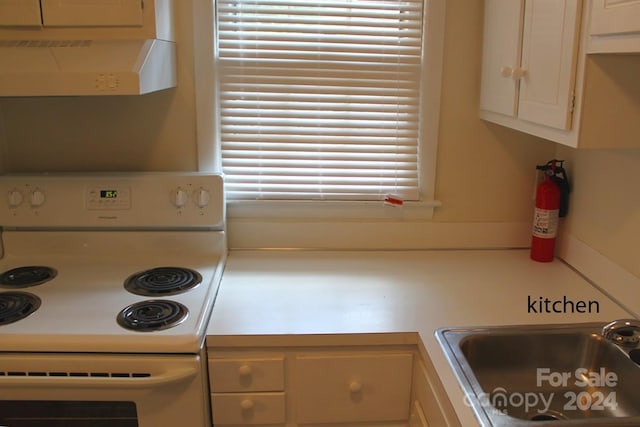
209,357,285,393
0,0,144,28
479,0,640,149
0,0,42,27
211,393,287,425
208,355,286,426
409,355,459,427
479,0,524,119
409,401,430,427
588,0,640,53
207,346,421,427
0,0,173,41
480,0,582,131
294,352,413,424
40,0,144,27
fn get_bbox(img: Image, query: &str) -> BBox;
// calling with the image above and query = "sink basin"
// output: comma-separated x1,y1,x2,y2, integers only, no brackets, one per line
436,323,640,426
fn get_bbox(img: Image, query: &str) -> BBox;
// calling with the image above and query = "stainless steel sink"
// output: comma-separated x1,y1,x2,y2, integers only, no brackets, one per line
436,323,640,426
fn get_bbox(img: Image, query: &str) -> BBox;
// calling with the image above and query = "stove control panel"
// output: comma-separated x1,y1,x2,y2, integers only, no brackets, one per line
0,173,225,229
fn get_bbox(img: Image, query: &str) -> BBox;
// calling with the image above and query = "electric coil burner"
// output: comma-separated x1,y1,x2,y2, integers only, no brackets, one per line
0,291,41,326
117,300,189,332
0,266,57,288
124,266,202,296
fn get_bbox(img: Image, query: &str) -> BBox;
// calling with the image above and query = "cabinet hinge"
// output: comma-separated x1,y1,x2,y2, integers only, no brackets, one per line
569,91,576,114
568,91,576,116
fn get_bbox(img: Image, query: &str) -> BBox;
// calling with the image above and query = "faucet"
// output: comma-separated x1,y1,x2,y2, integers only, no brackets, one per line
602,319,640,347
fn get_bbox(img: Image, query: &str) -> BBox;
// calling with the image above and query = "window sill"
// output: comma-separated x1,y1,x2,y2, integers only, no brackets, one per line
226,199,443,221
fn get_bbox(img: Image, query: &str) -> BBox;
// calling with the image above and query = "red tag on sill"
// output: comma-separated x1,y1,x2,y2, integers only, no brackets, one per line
384,194,404,207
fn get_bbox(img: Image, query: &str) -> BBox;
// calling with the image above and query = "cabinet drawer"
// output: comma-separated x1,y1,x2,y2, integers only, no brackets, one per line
209,357,285,392
295,353,413,424
212,392,286,425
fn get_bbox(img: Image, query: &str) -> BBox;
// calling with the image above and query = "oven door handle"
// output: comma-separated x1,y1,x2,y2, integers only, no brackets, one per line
0,366,198,389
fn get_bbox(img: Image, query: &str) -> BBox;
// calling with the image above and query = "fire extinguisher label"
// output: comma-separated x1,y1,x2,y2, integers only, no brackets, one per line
532,208,559,238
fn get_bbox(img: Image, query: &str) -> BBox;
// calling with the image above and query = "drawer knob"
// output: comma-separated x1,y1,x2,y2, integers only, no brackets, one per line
349,380,363,393
240,398,255,411
500,65,513,78
238,364,253,376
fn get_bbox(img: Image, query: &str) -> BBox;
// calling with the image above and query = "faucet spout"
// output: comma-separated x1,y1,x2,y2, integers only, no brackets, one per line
602,319,640,347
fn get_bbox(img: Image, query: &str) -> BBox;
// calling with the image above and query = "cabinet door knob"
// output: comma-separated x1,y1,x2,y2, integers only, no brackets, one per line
349,380,363,393
238,364,253,376
500,66,513,78
240,399,255,411
510,67,527,79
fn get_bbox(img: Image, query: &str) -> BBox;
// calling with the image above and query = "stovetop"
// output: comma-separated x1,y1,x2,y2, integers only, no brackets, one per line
0,173,226,354
0,231,225,353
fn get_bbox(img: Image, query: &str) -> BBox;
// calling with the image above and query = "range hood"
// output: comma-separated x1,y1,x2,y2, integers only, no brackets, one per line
0,38,176,96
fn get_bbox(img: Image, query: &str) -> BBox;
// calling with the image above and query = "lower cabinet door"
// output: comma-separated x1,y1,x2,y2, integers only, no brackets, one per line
294,353,413,424
409,400,430,427
212,392,286,425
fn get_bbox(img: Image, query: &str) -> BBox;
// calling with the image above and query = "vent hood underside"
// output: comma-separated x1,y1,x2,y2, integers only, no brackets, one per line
0,39,176,96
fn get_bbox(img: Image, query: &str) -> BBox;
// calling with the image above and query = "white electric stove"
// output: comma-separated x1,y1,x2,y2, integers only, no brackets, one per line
0,172,226,427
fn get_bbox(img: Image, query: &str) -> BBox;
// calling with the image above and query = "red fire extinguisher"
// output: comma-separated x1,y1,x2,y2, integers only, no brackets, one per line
531,160,568,262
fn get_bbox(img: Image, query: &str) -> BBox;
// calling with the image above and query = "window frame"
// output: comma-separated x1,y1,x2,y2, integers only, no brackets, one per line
195,0,446,221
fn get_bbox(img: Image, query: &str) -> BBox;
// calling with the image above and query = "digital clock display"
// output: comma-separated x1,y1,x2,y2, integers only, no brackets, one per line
100,190,118,199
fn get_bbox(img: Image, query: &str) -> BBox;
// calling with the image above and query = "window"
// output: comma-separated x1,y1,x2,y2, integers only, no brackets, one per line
214,0,443,215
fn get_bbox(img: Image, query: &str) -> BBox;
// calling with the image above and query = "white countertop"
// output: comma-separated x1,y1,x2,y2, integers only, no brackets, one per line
207,249,632,426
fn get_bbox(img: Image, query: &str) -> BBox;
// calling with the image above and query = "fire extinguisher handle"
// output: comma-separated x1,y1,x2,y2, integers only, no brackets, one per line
551,166,571,218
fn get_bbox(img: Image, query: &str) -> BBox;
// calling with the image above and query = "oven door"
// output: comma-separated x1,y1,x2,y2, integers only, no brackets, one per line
0,353,210,427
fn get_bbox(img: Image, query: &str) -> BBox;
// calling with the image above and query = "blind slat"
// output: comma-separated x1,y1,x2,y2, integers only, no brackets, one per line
220,84,418,96
221,126,419,137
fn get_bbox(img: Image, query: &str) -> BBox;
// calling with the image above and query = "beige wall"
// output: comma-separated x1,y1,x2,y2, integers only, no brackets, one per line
0,1,199,173
433,0,556,222
556,145,640,278
1,91,198,172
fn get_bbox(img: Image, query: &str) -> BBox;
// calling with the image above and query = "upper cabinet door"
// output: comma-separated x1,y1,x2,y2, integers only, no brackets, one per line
41,0,144,27
590,0,640,36
480,0,580,131
479,0,524,118
588,0,640,53
0,0,42,27
517,0,581,130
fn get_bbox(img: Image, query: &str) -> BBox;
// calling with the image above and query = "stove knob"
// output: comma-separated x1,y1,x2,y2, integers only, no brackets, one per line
171,187,189,208
8,189,24,207
30,189,46,207
193,188,211,208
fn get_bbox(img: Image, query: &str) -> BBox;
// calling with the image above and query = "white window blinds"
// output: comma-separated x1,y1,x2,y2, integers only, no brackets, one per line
217,0,424,201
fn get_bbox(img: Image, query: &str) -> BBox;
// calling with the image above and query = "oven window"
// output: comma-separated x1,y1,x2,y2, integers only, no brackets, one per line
0,401,138,427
